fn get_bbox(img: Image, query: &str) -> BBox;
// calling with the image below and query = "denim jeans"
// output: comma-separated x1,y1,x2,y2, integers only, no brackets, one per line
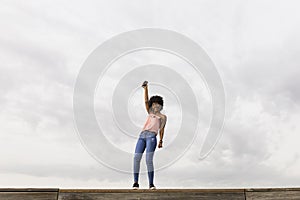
133,130,157,185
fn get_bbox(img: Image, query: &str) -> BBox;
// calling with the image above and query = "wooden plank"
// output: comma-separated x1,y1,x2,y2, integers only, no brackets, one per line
59,188,245,193
58,189,245,200
246,188,300,200
0,192,58,200
0,188,58,200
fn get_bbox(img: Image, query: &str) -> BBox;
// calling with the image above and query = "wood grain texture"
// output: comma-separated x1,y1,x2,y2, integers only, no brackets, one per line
245,188,300,200
0,188,58,200
58,189,245,200
0,192,58,200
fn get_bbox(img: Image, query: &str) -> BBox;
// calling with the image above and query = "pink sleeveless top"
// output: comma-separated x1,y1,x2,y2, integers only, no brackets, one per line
142,113,161,134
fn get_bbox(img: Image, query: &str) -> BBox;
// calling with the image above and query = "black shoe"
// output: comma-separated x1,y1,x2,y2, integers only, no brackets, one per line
132,182,139,190
149,184,156,190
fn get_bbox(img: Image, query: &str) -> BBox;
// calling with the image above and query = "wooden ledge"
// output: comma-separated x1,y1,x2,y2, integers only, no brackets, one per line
59,188,245,193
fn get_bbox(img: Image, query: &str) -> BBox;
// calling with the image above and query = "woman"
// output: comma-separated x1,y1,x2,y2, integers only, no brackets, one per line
132,81,167,190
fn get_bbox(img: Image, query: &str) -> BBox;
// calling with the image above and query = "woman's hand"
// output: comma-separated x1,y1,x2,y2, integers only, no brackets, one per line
142,80,148,89
158,140,163,148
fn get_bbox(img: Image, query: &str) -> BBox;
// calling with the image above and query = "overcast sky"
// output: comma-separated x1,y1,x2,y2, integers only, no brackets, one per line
1,0,300,189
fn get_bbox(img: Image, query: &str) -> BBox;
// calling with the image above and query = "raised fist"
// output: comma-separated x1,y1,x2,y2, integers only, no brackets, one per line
142,81,148,88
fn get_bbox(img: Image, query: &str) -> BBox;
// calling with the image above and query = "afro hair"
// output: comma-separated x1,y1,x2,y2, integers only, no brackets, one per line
148,95,164,109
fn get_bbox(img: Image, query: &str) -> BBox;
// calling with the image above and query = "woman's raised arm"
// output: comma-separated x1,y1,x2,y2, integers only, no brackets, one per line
142,81,150,114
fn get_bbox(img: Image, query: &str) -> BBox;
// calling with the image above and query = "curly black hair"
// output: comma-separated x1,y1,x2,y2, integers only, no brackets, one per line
148,95,164,109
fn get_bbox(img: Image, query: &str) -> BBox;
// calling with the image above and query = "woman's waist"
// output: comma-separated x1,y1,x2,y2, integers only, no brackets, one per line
140,130,157,136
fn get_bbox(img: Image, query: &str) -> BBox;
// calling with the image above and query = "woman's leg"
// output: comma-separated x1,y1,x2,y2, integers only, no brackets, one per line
133,137,146,183
145,135,157,185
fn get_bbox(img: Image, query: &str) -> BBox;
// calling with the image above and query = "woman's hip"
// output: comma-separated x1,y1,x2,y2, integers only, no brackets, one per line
140,130,157,137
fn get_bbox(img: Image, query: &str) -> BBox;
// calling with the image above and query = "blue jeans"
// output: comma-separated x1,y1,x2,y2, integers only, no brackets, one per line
133,130,157,185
